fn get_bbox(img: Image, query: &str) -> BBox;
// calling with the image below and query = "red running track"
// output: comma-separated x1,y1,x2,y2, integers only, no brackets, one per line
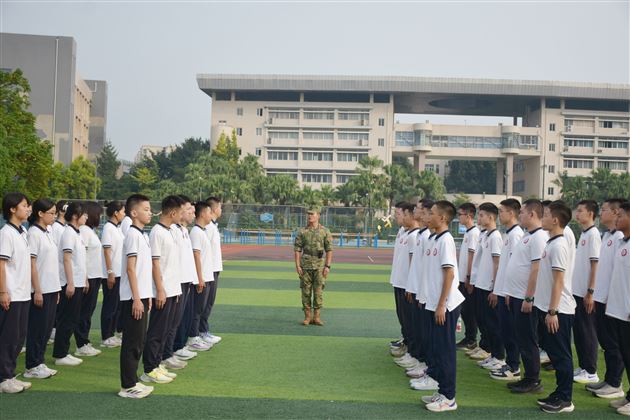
223,244,393,265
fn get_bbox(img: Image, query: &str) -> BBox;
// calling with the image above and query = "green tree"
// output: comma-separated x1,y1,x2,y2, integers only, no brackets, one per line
213,130,240,165
0,69,54,198
452,192,471,208
553,169,630,207
444,160,497,194
49,156,100,199
131,166,158,197
96,141,121,200
415,170,446,200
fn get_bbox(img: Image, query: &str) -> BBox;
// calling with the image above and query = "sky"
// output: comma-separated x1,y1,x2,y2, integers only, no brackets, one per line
2,1,629,161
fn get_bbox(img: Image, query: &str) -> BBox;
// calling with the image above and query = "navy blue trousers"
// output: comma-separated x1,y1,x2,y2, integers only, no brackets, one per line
537,308,574,401
510,297,540,381
476,288,504,359
573,295,598,374
428,306,461,400
498,296,520,370
595,302,624,387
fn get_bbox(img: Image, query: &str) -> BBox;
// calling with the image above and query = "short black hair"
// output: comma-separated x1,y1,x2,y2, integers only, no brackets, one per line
620,202,630,214
394,201,408,209
401,203,415,214
84,202,103,229
161,195,185,214
64,201,86,223
604,198,627,210
419,199,434,210
541,200,552,207
194,201,210,218
178,194,192,205
28,198,56,226
523,199,543,219
577,199,599,218
548,200,572,228
205,196,221,210
56,200,69,214
458,202,476,216
105,200,124,218
434,200,456,223
500,198,521,214
2,192,29,221
126,194,150,214
478,202,499,217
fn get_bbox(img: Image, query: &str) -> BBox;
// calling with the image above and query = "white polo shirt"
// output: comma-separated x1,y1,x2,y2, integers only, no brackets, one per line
425,230,464,312
208,221,223,273
101,221,124,278
28,224,61,294
59,225,87,288
150,223,182,298
51,220,65,247
389,228,412,289
407,227,430,296
417,233,435,304
564,226,576,289
0,223,31,302
190,224,214,282
572,225,601,298
120,225,154,301
469,229,486,286
534,234,576,314
474,229,502,292
593,230,624,304
120,216,132,238
389,227,406,287
494,225,524,297
402,228,421,292
173,224,196,284
80,225,104,280
458,226,480,283
504,228,549,299
605,236,630,322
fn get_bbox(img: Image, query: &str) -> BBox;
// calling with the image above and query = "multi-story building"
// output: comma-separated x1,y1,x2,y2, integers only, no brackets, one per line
134,144,176,163
197,74,629,199
85,80,108,159
0,32,107,165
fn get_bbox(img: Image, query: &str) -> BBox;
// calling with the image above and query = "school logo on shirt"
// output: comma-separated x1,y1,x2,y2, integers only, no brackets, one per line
504,239,509,246
622,249,628,257
581,240,586,246
607,240,613,247
542,250,547,259
416,237,422,246
523,238,530,244
433,248,438,256
426,249,431,256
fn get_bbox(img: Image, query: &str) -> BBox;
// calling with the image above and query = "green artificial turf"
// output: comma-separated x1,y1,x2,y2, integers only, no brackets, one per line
0,260,621,419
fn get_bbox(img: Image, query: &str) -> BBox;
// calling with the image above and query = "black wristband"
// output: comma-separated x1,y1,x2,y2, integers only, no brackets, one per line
324,265,331,269
586,288,594,295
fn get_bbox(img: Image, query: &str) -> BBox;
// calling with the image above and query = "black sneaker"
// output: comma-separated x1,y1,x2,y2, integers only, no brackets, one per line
537,394,558,406
540,398,575,413
542,362,555,371
507,378,527,389
511,379,543,394
456,338,477,350
585,380,607,392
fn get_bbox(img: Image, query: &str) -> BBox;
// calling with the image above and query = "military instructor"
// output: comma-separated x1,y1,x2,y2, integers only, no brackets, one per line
294,206,333,326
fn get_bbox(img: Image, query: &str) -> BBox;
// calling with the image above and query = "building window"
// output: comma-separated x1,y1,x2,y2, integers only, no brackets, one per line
338,111,369,121
337,132,368,141
549,143,555,152
513,180,525,193
236,128,243,136
563,159,594,169
302,173,332,183
255,148,261,156
513,161,525,173
304,110,334,120
564,138,594,148
600,120,629,129
548,165,555,173
548,187,554,196
599,138,629,149
303,151,333,161
549,123,555,131
303,131,333,140
268,151,298,160
256,128,262,136
256,108,263,117
378,138,385,147
269,110,299,119
425,164,440,174
236,108,243,116
395,131,414,146
378,118,385,126
337,152,368,162
598,160,628,171
269,131,299,140
336,174,355,183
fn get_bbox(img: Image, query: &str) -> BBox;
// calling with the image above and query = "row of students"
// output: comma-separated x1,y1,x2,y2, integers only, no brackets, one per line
387,197,630,415
0,192,224,398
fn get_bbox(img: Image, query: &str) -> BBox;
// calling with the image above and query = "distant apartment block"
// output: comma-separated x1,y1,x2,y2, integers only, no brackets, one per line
0,32,108,165
197,74,629,199
134,144,176,163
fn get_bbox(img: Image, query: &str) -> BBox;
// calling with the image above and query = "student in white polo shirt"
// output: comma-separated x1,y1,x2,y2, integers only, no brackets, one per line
51,200,68,247
100,201,125,348
25,199,60,380
141,195,184,384
490,198,524,381
504,199,548,394
52,202,88,367
120,214,132,238
389,202,408,355
0,192,32,394
572,199,601,384
473,203,504,371
456,203,480,351
118,194,154,399
605,201,630,416
467,226,490,361
588,198,627,399
198,196,223,346
76,202,105,358
421,200,465,412
535,200,576,414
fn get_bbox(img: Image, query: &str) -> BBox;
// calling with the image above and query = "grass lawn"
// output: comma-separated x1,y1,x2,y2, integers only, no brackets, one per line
0,260,622,419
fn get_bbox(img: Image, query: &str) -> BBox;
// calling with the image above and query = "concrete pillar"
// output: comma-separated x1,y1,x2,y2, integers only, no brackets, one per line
414,152,426,172
496,159,505,194
506,154,514,196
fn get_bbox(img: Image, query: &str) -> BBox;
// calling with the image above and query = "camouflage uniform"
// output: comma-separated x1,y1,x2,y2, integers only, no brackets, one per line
294,224,333,310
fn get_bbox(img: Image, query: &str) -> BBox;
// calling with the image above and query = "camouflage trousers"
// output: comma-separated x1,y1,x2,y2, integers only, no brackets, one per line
300,269,325,309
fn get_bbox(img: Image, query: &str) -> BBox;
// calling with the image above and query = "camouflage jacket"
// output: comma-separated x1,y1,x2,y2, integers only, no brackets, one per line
294,225,333,269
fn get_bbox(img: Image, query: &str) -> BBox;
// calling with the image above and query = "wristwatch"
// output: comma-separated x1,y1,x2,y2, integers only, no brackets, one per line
524,296,535,303
324,265,331,270
586,288,594,295
548,309,558,316
107,269,114,275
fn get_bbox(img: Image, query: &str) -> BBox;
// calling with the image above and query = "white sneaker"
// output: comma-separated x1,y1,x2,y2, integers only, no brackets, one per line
593,383,625,399
186,336,211,352
55,355,82,366
112,336,123,346
406,365,427,378
395,356,420,369
394,353,413,363
390,345,407,358
618,402,630,416
477,356,493,366
611,398,630,409
101,337,121,348
573,367,584,377
540,350,550,364
574,369,599,384
426,393,457,412
13,377,31,390
481,357,506,371
157,365,177,379
174,347,197,360
20,346,26,354
75,344,101,357
0,378,25,393
140,368,173,384
469,348,490,360
410,375,439,391
162,356,187,370
23,364,52,379
42,364,58,376
421,392,441,404
136,382,154,393
67,354,83,363
118,383,152,399
201,332,221,345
